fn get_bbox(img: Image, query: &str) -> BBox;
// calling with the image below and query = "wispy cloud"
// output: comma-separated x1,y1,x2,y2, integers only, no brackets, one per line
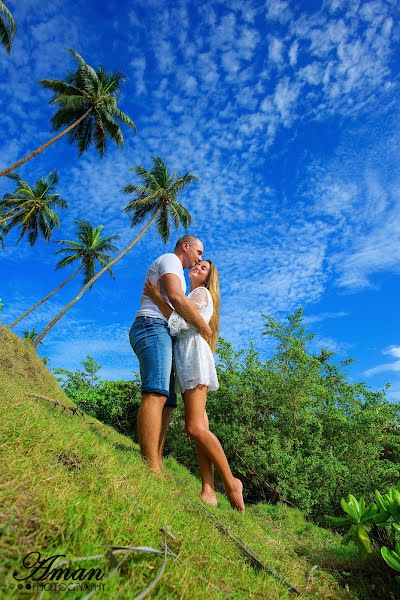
365,346,400,376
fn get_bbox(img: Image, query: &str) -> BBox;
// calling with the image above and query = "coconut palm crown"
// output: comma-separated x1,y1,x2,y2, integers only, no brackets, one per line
0,171,67,245
123,156,196,242
8,220,119,329
0,1,16,54
0,49,136,177
55,220,120,286
41,49,136,157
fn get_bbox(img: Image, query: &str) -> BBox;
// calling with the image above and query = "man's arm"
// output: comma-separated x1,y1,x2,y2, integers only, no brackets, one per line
162,273,212,342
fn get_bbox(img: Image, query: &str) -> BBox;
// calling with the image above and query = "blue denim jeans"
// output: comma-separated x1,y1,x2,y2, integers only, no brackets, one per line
129,316,176,407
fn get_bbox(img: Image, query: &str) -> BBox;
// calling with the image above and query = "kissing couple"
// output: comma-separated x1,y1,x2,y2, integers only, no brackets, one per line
129,234,245,512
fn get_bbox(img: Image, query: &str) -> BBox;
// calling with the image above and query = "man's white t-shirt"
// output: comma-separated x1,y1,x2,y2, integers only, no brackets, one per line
136,253,186,320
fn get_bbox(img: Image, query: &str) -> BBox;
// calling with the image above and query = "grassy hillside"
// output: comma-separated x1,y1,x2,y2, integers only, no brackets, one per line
0,324,396,599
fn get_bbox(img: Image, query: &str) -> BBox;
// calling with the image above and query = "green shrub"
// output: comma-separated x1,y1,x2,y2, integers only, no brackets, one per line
165,309,400,519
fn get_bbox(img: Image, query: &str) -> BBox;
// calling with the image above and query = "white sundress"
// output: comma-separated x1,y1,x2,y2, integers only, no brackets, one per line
168,286,219,393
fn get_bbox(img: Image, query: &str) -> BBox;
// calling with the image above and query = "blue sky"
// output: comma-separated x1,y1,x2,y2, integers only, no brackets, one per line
1,0,399,399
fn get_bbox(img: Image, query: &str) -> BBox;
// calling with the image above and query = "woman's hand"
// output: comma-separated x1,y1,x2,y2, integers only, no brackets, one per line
143,278,162,302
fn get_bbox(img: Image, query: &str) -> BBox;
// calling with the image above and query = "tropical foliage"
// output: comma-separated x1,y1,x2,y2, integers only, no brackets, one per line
0,223,5,249
54,309,400,523
0,1,16,54
29,220,119,344
0,49,136,176
55,355,141,437
325,482,400,582
0,171,67,245
9,220,119,328
55,219,120,285
123,156,195,242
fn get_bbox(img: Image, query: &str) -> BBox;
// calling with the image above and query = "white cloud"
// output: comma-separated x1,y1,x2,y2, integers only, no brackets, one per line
289,41,299,66
268,37,284,64
130,56,147,95
221,50,240,74
299,62,323,86
303,311,349,325
365,346,400,376
154,38,175,73
265,0,292,23
273,78,300,124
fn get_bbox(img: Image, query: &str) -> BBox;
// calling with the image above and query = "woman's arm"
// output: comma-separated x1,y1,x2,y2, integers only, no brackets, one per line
143,278,173,319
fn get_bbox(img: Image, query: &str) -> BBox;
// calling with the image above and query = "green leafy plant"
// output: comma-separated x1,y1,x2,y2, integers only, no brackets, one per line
324,494,388,558
381,543,400,582
375,482,400,529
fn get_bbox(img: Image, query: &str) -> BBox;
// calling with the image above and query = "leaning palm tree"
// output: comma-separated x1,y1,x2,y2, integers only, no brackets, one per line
34,157,197,346
0,49,136,177
0,1,16,54
9,220,119,328
0,171,67,245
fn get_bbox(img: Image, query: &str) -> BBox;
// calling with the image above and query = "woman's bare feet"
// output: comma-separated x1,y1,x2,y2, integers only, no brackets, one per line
201,489,218,507
226,478,245,512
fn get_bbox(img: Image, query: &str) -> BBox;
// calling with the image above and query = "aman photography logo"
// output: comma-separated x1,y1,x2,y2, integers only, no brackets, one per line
10,551,106,593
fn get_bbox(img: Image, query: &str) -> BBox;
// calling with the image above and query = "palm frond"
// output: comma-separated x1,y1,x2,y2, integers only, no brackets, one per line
55,220,118,279
93,113,107,157
100,109,124,147
168,173,199,198
0,222,6,249
55,254,80,270
123,195,157,214
67,48,99,85
0,0,16,53
110,106,137,131
2,171,65,245
76,115,93,155
39,79,83,97
156,206,170,243
130,203,158,227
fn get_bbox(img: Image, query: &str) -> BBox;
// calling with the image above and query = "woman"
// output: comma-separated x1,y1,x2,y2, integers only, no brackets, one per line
144,260,245,512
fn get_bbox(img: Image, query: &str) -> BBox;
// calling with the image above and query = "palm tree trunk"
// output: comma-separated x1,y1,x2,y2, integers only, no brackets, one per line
9,266,82,328
34,209,160,347
0,209,27,224
0,108,93,177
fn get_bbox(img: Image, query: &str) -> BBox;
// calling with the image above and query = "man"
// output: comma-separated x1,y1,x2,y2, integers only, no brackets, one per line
129,234,212,473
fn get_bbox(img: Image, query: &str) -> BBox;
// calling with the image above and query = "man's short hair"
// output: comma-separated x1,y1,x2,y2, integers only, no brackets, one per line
174,234,201,250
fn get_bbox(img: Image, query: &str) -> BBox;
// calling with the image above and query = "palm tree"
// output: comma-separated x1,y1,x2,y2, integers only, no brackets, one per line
23,329,39,343
0,49,136,177
0,171,67,245
9,220,119,328
34,157,197,346
0,1,16,54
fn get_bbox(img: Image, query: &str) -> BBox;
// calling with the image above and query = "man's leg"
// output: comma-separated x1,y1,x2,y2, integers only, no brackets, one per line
158,405,174,465
158,363,177,466
129,317,174,474
137,392,167,474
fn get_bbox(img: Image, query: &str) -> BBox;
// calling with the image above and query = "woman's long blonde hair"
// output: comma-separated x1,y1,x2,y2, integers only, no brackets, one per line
203,259,220,353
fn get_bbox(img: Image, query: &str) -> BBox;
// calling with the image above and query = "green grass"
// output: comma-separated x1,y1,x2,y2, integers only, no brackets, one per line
0,324,397,599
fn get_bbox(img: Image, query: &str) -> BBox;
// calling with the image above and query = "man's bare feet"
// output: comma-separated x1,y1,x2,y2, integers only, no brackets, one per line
226,478,245,512
201,490,218,507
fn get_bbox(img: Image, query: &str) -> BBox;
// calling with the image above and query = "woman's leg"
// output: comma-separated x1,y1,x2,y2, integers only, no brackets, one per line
183,385,244,512
195,411,217,506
